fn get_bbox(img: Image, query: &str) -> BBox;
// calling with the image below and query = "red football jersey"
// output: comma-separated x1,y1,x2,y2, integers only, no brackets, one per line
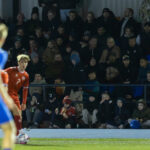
5,67,29,104
1,70,8,86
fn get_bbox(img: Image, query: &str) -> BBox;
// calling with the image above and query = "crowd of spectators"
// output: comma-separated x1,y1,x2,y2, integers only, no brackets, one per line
2,3,150,129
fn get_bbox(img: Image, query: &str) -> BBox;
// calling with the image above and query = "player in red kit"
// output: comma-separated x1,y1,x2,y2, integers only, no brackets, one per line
5,54,30,140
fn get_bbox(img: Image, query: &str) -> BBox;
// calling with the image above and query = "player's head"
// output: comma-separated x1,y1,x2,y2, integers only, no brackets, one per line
17,54,30,70
0,23,8,48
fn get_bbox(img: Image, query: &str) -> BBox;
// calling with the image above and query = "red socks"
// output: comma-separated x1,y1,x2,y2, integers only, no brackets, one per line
14,115,22,135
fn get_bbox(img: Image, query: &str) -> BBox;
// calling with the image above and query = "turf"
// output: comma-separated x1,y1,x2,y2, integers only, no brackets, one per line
1,138,150,150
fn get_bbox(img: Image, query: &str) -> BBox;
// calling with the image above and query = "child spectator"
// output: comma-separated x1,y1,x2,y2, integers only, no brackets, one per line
60,96,76,128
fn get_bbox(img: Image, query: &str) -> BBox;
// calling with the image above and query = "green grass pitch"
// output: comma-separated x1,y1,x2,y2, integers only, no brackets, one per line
1,138,150,150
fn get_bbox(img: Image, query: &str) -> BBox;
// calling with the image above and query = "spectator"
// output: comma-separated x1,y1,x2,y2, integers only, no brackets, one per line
26,7,42,35
119,55,136,84
29,73,47,96
60,96,76,128
114,98,129,129
59,0,80,22
99,37,120,64
65,10,83,38
26,93,43,128
82,93,98,128
38,0,59,22
64,51,86,84
27,52,45,82
83,12,96,34
85,71,100,94
97,93,115,129
80,36,100,65
96,8,119,38
44,53,65,83
136,22,150,55
129,99,150,128
120,8,140,36
43,91,60,127
138,57,150,83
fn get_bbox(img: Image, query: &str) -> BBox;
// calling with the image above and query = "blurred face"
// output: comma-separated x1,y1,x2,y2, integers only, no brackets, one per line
54,54,62,62
147,73,150,81
138,103,144,111
117,100,123,108
88,72,96,80
56,38,63,46
32,96,37,102
48,41,54,48
103,11,110,18
66,47,71,53
48,12,55,20
87,13,94,22
123,59,130,66
89,38,98,48
69,12,76,21
17,29,24,36
90,58,96,66
97,27,105,35
102,93,110,100
32,56,39,64
15,41,22,49
107,38,115,48
144,25,150,33
125,28,132,36
89,96,95,102
17,13,24,22
83,35,90,41
32,13,38,20
124,8,130,17
18,58,28,71
140,59,147,67
29,40,36,49
35,74,42,81
129,38,136,47
57,26,64,34
35,29,42,37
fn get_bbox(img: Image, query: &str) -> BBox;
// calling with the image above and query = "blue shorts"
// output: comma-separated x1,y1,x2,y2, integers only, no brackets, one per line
0,95,13,125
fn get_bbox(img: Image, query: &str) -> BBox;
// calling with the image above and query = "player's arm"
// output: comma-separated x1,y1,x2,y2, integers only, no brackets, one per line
0,71,14,110
21,74,29,111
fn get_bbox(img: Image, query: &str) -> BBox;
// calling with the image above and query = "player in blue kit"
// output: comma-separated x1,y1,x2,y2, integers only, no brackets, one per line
0,24,17,150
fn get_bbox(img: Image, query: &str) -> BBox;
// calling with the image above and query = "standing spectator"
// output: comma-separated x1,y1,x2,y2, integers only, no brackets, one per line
59,0,80,22
38,0,59,22
65,10,83,38
83,12,96,35
120,8,139,36
136,22,150,55
96,8,119,38
43,10,61,34
26,7,42,36
82,94,98,128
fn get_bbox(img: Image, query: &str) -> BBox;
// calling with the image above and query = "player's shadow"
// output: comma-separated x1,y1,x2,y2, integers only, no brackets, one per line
24,144,68,147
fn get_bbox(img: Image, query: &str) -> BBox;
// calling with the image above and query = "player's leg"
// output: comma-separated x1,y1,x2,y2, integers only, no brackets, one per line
1,121,16,150
11,100,22,136
0,99,16,150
